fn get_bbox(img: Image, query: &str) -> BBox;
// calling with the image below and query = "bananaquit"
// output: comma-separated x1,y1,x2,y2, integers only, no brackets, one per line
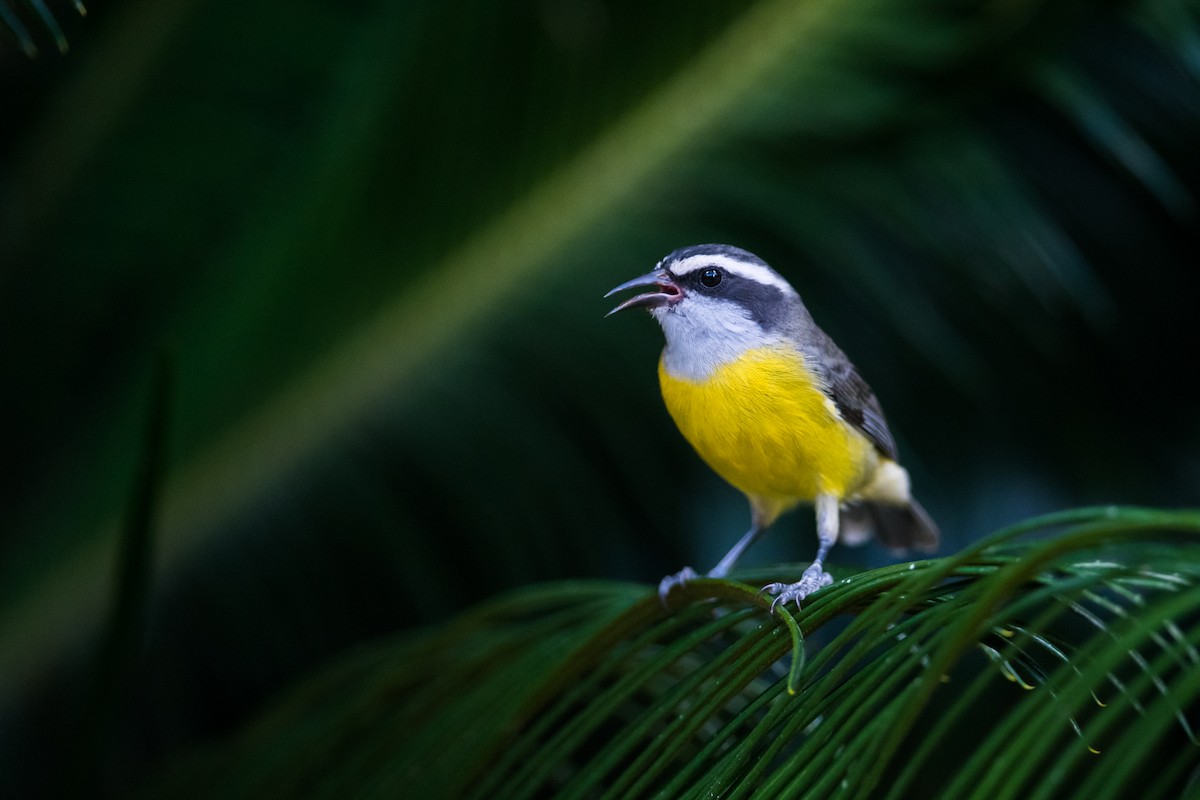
606,243,938,609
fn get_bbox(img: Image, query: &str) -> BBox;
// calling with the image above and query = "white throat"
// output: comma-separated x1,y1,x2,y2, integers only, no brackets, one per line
653,296,787,381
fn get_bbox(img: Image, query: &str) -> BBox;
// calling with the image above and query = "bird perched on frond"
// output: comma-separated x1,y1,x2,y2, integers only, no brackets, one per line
606,244,938,609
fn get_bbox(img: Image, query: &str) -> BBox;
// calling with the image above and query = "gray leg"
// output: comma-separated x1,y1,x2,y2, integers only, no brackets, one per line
761,493,838,611
659,513,768,605
707,523,766,578
812,493,839,564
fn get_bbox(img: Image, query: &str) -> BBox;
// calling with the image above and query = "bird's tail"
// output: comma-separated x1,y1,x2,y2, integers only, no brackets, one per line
841,498,939,553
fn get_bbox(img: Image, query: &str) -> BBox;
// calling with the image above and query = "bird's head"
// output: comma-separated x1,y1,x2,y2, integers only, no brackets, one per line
605,244,803,378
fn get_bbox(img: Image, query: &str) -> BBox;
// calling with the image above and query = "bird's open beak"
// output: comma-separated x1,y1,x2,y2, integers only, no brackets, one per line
604,269,682,317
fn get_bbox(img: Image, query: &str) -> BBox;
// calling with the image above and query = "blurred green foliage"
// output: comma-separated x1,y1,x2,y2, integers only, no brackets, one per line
1,0,1198,796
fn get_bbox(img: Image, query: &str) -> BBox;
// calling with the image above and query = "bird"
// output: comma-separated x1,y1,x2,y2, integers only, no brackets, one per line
605,243,938,610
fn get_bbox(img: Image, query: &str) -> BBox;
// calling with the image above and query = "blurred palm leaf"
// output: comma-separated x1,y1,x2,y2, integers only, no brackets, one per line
1,0,81,56
137,508,1200,799
1,0,1198,795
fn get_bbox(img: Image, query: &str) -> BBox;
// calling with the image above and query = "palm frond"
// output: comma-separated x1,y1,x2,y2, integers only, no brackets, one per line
136,508,1200,799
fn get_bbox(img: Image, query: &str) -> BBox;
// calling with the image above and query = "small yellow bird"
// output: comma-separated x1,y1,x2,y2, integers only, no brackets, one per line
606,244,938,609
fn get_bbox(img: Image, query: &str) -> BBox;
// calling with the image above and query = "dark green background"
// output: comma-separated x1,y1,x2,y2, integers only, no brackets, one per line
2,0,1198,795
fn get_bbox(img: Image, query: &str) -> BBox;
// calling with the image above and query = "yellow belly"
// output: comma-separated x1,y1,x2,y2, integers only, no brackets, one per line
658,346,877,522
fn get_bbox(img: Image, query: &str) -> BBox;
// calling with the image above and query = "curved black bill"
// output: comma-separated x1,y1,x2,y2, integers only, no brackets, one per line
604,269,679,317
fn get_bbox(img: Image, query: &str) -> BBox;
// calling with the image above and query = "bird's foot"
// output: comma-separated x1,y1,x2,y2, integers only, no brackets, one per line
658,566,698,605
761,563,833,613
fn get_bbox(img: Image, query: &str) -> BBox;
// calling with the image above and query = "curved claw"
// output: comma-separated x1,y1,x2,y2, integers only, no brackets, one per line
761,564,833,613
658,566,698,606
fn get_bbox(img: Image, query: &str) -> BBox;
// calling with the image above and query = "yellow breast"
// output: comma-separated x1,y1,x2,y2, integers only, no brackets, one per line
658,345,877,520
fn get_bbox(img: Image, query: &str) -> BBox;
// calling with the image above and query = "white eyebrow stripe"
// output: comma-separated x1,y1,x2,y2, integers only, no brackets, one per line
668,253,797,295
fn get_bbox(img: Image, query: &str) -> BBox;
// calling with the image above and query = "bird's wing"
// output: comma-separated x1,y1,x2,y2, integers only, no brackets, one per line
807,328,898,460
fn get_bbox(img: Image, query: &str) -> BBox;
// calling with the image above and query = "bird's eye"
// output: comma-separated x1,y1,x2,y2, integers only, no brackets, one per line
700,268,722,288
